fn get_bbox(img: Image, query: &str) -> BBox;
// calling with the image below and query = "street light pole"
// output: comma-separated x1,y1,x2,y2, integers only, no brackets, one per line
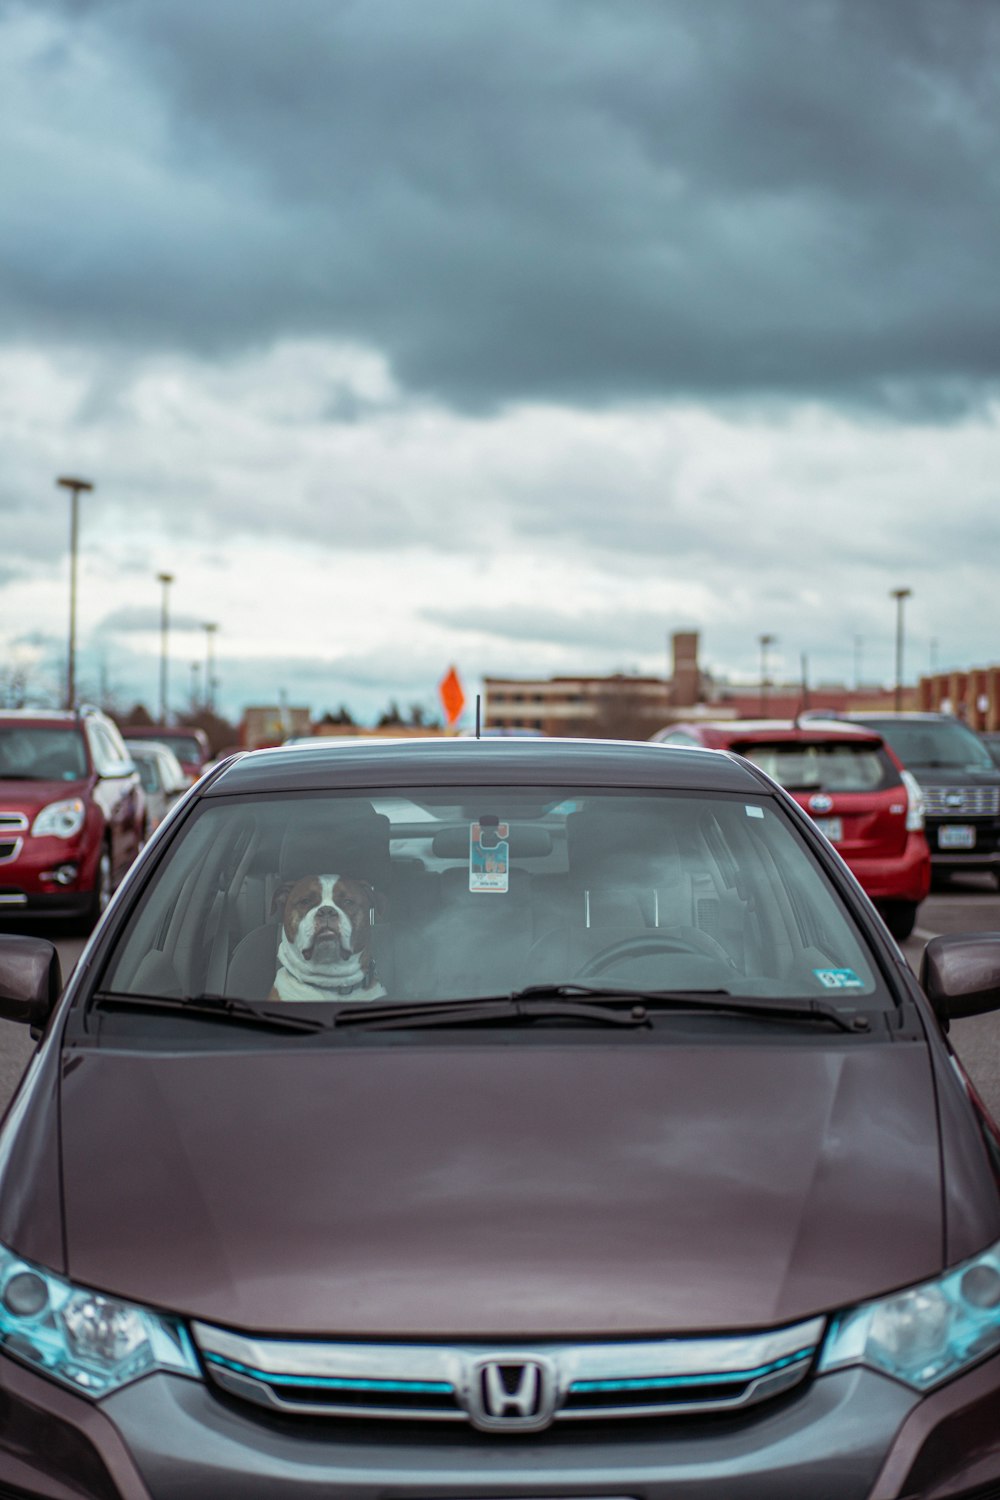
157,572,175,724
758,633,776,716
57,476,94,710
202,622,218,713
890,588,912,714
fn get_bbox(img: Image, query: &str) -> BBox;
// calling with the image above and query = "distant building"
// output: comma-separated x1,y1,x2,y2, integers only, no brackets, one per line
241,704,312,750
920,666,1000,731
483,674,671,737
483,631,933,739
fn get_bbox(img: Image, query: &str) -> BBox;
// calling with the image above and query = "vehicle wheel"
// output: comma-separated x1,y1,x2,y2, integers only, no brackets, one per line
879,901,917,941
79,845,113,932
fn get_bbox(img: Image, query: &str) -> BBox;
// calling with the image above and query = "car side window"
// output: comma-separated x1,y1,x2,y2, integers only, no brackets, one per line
87,721,133,778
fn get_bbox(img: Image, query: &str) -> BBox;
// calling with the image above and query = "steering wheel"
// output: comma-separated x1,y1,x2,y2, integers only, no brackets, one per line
574,928,737,981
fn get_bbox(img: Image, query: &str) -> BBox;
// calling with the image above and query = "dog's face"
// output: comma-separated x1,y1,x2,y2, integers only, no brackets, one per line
273,874,379,964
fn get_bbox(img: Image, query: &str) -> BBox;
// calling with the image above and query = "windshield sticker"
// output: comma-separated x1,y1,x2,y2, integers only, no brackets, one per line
813,968,864,990
470,820,509,893
745,804,765,819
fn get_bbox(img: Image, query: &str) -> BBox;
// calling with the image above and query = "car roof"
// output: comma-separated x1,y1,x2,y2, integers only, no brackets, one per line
0,709,78,725
843,711,956,723
668,719,884,745
125,738,180,759
123,723,207,741
201,735,768,797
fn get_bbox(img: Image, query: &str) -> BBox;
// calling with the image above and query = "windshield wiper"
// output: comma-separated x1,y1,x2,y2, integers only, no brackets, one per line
330,985,868,1033
509,983,868,1032
90,990,329,1034
331,993,654,1031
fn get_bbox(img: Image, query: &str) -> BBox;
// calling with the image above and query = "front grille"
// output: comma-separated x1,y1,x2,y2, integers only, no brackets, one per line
923,785,1000,818
193,1318,824,1431
0,815,27,865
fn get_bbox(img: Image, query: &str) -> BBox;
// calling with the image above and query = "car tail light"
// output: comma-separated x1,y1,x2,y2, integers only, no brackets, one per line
900,770,925,832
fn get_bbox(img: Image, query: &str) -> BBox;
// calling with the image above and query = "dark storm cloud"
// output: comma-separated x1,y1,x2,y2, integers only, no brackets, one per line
4,0,1000,411
98,605,211,635
422,604,671,656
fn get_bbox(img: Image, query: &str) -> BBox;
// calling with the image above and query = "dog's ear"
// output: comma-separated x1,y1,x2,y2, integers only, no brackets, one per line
270,880,294,920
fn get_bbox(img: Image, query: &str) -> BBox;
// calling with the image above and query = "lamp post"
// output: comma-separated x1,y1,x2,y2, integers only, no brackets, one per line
157,572,175,724
57,476,94,710
202,622,218,713
758,633,776,716
890,588,912,714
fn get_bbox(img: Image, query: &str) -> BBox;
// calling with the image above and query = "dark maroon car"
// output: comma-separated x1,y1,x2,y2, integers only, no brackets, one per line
0,706,144,927
0,736,998,1498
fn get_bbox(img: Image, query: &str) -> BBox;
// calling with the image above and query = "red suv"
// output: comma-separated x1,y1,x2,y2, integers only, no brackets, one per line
0,706,144,927
654,719,931,938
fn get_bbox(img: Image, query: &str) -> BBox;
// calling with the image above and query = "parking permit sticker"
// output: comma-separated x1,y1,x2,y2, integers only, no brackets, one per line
470,820,509,892
813,968,864,990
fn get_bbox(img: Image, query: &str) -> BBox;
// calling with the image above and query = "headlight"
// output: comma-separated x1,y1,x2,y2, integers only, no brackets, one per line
819,1239,1000,1390
0,1244,199,1396
31,799,87,839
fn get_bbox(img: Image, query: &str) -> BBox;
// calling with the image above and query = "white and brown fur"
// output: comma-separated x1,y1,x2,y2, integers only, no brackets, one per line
269,874,386,1002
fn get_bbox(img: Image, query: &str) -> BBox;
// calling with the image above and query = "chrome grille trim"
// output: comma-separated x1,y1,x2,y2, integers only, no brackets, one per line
922,785,1000,817
193,1317,825,1428
0,839,22,864
0,814,28,831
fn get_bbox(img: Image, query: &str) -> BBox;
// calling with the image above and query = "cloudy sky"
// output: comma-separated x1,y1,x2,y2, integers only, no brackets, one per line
2,0,998,727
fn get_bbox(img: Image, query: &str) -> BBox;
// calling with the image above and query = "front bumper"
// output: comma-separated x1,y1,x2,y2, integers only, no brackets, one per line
2,1348,999,1500
0,834,96,917
926,818,1000,874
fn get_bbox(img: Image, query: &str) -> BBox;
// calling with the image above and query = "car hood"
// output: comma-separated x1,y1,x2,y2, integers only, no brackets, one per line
0,776,86,811
59,1038,944,1338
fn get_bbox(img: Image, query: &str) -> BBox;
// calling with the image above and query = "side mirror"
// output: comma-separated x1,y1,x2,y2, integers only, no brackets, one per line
920,933,1000,1029
0,935,63,1029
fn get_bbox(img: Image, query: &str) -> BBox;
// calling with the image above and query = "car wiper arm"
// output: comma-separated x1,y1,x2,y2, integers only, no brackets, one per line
330,993,655,1031
91,990,329,1034
511,983,868,1032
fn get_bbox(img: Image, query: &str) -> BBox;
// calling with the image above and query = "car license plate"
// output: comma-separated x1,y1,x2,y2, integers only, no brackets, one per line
813,816,842,843
939,824,976,849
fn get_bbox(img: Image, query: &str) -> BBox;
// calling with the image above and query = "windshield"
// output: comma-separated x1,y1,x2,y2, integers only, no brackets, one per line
736,741,895,792
100,785,886,1011
866,719,996,772
132,757,160,793
0,725,88,781
162,735,204,764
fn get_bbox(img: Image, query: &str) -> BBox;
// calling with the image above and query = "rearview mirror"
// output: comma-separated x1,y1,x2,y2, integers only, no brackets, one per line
0,935,63,1030
920,933,1000,1028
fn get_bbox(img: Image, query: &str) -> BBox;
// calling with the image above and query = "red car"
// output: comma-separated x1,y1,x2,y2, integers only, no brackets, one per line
653,719,931,938
0,706,145,927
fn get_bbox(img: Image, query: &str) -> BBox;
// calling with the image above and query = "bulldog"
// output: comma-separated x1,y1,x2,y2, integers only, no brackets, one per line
269,874,386,1003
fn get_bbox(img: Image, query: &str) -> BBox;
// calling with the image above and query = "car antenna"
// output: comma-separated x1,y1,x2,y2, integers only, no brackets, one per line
475,694,481,739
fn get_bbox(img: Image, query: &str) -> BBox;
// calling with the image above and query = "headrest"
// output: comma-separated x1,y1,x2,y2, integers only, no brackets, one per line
279,804,391,887
566,807,680,886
